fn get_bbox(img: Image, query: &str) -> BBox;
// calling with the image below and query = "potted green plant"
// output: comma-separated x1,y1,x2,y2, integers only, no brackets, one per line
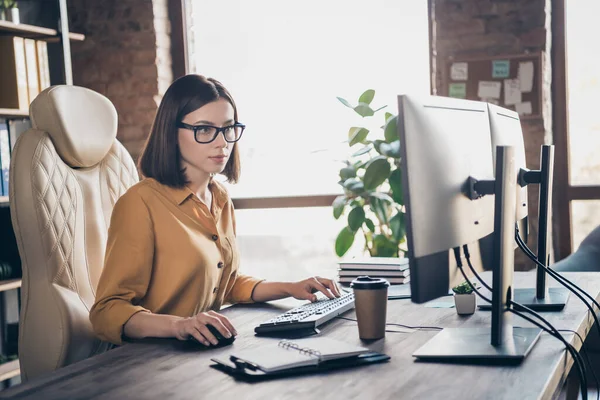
333,89,405,258
0,0,19,23
452,281,479,315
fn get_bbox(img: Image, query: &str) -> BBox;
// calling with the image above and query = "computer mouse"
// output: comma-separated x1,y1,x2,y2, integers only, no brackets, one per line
189,324,236,348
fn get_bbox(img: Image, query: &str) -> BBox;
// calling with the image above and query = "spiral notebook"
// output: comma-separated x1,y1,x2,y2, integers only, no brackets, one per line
211,337,386,377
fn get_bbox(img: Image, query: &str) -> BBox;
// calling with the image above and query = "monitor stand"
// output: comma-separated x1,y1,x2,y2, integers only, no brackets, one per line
482,145,569,312
413,146,541,363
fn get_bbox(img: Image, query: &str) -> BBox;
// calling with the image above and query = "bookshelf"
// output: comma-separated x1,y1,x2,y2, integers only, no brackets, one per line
0,20,85,42
0,360,19,382
0,110,27,119
0,280,20,293
0,0,84,386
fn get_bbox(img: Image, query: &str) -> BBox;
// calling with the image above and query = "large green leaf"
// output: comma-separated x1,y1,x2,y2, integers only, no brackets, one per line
352,145,372,157
365,218,376,232
348,127,369,146
335,227,356,257
363,157,391,190
390,212,406,241
387,140,401,158
332,195,347,220
384,115,398,142
372,234,398,257
389,168,403,204
358,89,375,105
348,206,366,232
370,192,394,203
343,178,364,193
370,197,390,224
339,167,356,180
337,97,353,108
354,103,375,117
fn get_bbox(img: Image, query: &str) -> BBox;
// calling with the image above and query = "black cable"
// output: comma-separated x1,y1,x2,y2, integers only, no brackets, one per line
508,306,588,400
515,227,600,339
457,240,588,396
559,329,600,400
463,244,493,292
453,247,492,303
515,224,600,312
335,316,443,331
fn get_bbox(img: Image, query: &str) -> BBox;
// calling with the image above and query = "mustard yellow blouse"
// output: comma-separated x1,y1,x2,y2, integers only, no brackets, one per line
89,178,263,345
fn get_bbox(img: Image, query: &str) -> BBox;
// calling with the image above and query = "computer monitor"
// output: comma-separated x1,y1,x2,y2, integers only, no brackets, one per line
484,104,568,311
397,95,495,304
398,94,541,362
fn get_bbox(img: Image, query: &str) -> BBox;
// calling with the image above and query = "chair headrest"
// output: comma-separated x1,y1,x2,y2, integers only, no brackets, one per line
30,85,118,168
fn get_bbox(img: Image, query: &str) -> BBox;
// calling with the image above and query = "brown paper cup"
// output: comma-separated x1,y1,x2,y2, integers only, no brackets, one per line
351,276,389,340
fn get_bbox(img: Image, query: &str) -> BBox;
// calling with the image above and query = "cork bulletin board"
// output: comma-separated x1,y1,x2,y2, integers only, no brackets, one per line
441,53,543,119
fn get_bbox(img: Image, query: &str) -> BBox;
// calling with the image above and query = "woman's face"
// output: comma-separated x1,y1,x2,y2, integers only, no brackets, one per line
178,99,235,180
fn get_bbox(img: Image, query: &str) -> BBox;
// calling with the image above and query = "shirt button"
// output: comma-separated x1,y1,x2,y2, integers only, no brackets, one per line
213,287,218,294
217,262,224,269
212,234,218,241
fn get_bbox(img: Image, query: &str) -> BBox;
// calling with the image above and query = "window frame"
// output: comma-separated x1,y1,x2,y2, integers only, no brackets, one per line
552,0,600,259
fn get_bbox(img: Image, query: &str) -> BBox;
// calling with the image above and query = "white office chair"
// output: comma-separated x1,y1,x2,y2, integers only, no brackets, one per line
9,85,139,381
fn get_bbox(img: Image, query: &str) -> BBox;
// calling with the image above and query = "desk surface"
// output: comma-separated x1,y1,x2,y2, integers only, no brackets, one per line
1,272,598,400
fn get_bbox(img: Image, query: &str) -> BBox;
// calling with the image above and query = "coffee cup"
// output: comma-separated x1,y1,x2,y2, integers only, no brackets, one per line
350,276,389,340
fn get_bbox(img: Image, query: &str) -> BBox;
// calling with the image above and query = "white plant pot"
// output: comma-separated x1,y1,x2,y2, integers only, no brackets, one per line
454,293,476,315
6,7,19,24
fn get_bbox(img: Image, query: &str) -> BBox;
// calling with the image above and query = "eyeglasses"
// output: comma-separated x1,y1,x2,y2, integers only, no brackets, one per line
177,122,246,144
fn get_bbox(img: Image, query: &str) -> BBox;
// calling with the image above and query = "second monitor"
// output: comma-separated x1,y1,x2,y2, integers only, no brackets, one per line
481,104,569,311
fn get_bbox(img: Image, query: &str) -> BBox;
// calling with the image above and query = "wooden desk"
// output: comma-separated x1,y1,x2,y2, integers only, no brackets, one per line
1,272,599,400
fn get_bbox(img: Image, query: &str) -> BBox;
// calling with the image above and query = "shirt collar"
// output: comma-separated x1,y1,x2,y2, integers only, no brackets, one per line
157,179,229,209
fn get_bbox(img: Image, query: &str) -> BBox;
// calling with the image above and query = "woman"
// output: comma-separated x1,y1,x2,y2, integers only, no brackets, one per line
90,74,341,347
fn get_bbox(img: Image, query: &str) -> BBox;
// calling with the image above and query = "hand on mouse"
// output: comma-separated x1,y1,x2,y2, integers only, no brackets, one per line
287,276,342,302
172,310,236,346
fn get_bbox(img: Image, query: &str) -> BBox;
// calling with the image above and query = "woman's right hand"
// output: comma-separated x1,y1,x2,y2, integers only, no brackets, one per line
172,310,237,346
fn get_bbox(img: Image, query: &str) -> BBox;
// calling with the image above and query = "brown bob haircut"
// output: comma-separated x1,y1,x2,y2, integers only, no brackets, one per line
138,74,241,187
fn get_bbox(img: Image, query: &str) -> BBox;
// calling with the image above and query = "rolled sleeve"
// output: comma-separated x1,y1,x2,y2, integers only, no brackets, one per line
226,274,264,304
89,190,154,345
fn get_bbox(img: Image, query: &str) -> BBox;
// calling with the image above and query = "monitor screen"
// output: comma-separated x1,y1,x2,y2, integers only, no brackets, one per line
397,94,495,303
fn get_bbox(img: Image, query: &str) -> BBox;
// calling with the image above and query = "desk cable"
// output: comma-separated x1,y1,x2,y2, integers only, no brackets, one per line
334,316,443,332
455,246,589,400
558,328,600,400
515,225,600,340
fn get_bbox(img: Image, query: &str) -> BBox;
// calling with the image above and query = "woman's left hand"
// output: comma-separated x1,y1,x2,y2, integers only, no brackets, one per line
287,276,342,302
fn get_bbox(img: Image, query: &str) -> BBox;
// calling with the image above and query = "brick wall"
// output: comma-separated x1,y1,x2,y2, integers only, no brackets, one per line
430,0,553,270
68,0,173,160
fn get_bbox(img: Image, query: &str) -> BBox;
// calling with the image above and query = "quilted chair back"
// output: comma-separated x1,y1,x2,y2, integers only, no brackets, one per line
9,85,139,381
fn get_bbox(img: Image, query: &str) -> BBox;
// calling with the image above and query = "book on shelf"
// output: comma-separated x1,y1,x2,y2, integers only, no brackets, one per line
338,256,409,271
0,122,10,196
0,36,29,110
338,269,410,277
339,276,410,285
35,40,51,91
7,118,31,152
23,38,39,105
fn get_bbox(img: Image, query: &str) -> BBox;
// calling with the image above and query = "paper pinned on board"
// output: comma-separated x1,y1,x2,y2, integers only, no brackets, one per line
518,61,534,93
449,82,467,99
477,81,502,99
492,60,510,78
515,102,533,116
450,62,468,81
504,79,522,106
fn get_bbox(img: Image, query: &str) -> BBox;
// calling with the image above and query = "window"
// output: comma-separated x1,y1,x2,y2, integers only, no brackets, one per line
566,0,600,185
185,2,429,270
186,1,430,198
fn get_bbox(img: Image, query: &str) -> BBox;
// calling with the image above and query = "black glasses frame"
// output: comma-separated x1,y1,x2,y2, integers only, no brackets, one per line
177,122,246,144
